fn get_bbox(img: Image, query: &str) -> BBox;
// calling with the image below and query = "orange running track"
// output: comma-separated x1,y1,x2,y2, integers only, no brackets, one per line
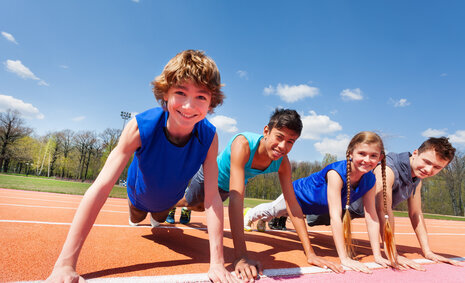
1,188,464,282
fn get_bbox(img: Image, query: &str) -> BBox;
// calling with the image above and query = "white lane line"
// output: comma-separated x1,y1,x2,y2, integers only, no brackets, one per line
2,219,465,236
0,203,205,219
0,195,127,207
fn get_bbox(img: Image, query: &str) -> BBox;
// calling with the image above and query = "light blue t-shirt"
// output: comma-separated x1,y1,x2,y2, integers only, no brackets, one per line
126,107,216,212
217,132,283,191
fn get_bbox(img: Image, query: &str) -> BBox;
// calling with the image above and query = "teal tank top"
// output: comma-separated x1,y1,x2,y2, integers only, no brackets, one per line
217,132,283,191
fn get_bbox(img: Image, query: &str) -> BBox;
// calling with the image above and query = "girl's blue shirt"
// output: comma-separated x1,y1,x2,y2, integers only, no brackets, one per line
293,160,376,215
126,107,216,212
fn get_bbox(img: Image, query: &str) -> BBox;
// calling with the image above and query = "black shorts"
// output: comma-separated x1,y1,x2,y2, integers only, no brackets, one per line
306,198,365,226
184,166,229,206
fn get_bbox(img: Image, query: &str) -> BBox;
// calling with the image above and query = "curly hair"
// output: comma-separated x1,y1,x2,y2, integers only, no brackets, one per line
151,50,224,113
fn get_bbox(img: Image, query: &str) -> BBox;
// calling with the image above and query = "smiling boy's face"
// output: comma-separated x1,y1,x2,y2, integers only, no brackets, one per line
262,126,299,160
410,149,449,179
163,80,211,131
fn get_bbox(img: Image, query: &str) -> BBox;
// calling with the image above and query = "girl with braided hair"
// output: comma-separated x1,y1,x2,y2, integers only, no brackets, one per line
244,131,393,273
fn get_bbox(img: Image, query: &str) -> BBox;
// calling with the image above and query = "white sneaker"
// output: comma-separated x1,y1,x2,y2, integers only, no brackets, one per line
128,218,140,227
257,219,266,232
150,215,160,228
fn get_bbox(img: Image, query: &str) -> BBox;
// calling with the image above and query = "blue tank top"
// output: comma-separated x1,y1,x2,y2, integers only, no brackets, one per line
293,160,376,215
126,107,216,212
387,152,421,208
217,132,283,191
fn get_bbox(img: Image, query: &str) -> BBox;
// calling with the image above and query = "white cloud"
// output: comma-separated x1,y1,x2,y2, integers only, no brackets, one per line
314,134,350,159
394,98,410,107
210,115,238,133
237,70,248,80
422,128,448,138
4,59,48,86
5,60,39,80
0,94,44,119
72,116,86,122
449,130,465,146
1,31,18,44
131,0,140,2
340,88,363,101
264,85,274,95
59,65,69,69
264,83,319,103
440,73,448,77
300,110,342,140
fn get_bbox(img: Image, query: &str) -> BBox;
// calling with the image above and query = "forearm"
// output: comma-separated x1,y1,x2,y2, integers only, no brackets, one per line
410,213,432,255
365,216,383,258
229,195,248,259
205,194,225,265
330,217,348,260
54,185,109,268
287,209,315,257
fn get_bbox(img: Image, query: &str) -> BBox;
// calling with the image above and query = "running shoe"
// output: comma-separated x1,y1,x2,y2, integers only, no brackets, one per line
256,219,266,232
278,216,287,230
150,214,160,228
165,208,176,224
268,217,280,230
180,207,191,224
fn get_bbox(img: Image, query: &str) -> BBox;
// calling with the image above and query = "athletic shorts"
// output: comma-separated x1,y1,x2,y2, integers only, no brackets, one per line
306,199,365,227
185,166,229,207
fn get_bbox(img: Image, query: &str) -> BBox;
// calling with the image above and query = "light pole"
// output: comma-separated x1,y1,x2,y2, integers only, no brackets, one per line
120,111,132,132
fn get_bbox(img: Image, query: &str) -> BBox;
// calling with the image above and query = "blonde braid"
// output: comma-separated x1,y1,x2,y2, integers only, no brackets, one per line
343,152,355,258
382,153,398,267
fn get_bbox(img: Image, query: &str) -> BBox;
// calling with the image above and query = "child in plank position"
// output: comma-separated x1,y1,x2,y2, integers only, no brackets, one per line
174,109,343,281
244,131,394,273
46,50,238,283
371,137,461,270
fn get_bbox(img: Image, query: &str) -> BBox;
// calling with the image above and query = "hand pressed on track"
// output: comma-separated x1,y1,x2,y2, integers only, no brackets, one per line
208,263,241,283
340,257,372,274
45,266,86,283
234,257,263,282
307,254,344,273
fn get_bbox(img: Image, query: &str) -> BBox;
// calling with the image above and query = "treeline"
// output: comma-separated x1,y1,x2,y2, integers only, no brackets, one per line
0,109,129,182
1,109,464,216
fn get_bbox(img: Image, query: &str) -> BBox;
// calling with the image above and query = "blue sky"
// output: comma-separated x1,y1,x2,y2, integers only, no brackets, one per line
1,0,464,162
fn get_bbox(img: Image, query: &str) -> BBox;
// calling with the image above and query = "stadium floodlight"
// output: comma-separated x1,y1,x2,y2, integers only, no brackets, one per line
120,111,132,131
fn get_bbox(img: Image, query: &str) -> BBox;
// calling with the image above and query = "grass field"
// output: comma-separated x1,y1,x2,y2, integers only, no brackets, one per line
1,173,464,222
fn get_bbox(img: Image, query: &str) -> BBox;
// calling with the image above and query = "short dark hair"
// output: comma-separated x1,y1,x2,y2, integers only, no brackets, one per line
418,137,456,163
267,108,302,136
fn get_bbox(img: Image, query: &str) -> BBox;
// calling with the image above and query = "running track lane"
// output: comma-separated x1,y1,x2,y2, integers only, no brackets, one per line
1,188,464,282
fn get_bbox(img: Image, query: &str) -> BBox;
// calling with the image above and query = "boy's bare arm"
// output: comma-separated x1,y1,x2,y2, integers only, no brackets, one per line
203,134,239,282
279,157,343,273
228,136,262,280
407,182,461,266
46,119,141,282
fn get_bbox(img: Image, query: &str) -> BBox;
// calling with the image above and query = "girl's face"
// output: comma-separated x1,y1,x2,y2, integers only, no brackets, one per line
349,142,383,174
163,81,211,132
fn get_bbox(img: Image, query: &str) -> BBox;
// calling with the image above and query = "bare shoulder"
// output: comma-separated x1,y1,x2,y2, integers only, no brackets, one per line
230,135,250,157
374,164,395,187
327,170,343,186
117,118,141,153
